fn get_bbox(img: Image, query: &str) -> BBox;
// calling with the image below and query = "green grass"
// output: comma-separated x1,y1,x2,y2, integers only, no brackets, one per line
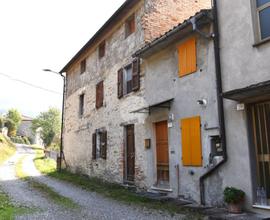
0,189,31,219
34,148,57,174
32,148,205,218
15,154,78,210
0,134,16,165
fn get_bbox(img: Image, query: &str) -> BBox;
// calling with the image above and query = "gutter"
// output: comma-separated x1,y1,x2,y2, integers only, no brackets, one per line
199,0,228,205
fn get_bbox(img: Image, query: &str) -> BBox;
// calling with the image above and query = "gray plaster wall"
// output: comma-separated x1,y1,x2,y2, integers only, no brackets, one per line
216,0,270,214
141,29,220,203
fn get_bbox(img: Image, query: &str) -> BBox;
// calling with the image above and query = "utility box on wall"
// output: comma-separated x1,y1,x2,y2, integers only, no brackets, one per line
210,135,223,156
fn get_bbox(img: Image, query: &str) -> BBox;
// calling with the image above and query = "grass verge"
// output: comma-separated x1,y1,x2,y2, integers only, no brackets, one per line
32,149,204,218
0,189,32,219
15,155,78,209
0,134,16,165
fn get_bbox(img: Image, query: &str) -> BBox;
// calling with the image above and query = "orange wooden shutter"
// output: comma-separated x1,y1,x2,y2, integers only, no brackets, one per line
178,37,197,77
181,116,202,166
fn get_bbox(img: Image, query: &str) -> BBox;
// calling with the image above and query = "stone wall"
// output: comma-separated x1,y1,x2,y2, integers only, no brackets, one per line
63,0,213,188
143,0,211,42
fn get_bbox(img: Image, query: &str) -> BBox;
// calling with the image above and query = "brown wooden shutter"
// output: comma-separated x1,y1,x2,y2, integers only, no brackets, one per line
92,133,97,160
132,58,140,91
118,68,123,98
100,130,107,159
96,81,104,109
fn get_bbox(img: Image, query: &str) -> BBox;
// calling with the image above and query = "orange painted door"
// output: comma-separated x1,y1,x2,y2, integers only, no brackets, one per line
155,121,169,183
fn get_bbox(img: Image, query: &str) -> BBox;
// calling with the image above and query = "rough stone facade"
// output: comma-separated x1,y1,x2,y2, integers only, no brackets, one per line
143,0,211,42
63,0,211,190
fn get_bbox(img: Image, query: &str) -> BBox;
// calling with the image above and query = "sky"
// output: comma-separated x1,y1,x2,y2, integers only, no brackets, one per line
0,0,125,117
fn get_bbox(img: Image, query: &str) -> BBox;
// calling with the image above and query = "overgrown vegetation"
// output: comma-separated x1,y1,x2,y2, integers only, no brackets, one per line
15,154,77,209
10,136,31,145
0,189,30,219
32,150,203,218
0,134,16,165
5,109,22,137
31,108,61,148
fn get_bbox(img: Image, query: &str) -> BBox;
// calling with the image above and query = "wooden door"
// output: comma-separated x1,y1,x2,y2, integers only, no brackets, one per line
251,101,270,203
126,125,135,182
155,121,169,184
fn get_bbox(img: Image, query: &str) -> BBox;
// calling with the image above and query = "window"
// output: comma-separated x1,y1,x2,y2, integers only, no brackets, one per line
178,37,197,77
124,65,133,95
255,0,270,41
96,81,104,109
118,59,140,98
79,94,85,117
92,130,107,160
125,14,136,38
180,116,202,166
80,59,86,74
99,41,106,59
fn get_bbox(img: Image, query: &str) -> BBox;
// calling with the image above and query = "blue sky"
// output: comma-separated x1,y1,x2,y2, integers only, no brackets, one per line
0,0,125,117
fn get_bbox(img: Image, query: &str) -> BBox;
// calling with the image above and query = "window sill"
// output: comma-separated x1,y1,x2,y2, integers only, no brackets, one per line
253,37,270,47
253,205,270,210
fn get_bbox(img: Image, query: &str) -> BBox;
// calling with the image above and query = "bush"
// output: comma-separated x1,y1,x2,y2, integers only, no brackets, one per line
4,119,16,137
0,117,4,129
10,136,31,145
224,187,245,204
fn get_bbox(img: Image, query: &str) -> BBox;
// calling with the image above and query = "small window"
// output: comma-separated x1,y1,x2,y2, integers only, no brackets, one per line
255,0,270,41
79,94,85,117
124,65,133,95
99,41,106,59
125,14,136,38
178,37,197,77
96,81,104,109
92,130,107,160
80,59,86,74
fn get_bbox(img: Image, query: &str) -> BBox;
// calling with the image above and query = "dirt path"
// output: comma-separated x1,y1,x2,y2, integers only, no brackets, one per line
0,144,186,220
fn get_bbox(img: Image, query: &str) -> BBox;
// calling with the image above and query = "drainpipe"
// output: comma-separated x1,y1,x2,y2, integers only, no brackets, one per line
199,0,228,205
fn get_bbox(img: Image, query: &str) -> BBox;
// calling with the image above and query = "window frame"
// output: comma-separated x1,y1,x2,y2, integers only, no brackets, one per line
92,129,107,160
96,80,104,109
123,64,133,95
251,0,270,45
80,59,86,74
125,14,136,38
79,93,85,117
98,41,106,59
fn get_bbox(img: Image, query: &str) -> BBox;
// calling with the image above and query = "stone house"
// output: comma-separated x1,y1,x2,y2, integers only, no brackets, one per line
60,0,211,189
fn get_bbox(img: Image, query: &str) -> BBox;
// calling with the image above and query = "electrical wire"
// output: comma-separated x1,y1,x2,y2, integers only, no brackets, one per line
0,72,61,95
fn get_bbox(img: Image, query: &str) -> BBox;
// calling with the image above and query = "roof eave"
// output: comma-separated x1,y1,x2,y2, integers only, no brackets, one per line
60,0,139,73
133,10,213,59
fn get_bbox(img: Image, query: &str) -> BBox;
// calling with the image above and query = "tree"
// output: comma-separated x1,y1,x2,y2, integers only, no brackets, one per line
31,108,61,147
6,109,22,128
4,118,16,137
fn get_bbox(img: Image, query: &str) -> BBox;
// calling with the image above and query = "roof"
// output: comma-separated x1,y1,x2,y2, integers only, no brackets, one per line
223,80,270,103
133,9,213,58
21,115,33,121
60,0,140,73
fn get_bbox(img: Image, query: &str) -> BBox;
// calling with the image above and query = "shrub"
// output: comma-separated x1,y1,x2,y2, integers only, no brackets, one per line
10,136,30,145
4,119,17,137
224,187,245,204
0,117,4,129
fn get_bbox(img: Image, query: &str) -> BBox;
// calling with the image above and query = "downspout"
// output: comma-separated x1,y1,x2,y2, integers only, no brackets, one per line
199,0,228,205
59,73,66,171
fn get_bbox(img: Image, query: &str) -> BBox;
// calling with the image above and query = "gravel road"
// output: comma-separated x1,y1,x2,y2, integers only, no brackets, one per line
0,144,187,220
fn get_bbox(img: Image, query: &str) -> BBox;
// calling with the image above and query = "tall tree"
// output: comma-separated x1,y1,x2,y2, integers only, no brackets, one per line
6,109,22,128
31,108,61,147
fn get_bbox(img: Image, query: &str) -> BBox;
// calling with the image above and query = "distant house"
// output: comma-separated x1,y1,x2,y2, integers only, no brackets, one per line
17,115,43,146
